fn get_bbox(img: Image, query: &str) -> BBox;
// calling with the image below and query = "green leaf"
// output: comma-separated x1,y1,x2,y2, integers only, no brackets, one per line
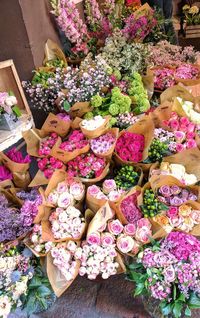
178,294,185,302
37,286,52,297
128,271,143,282
173,285,177,301
39,298,48,310
127,263,142,270
146,268,152,276
173,302,182,318
185,306,191,317
189,293,200,309
12,106,21,117
25,297,37,315
134,283,145,297
161,303,172,316
63,101,70,111
29,276,42,289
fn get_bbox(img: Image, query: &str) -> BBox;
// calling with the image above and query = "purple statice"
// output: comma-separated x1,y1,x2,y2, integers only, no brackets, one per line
20,190,42,227
17,188,40,201
161,232,200,261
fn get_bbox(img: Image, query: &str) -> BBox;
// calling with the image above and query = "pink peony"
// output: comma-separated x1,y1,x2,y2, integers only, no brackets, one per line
101,232,115,247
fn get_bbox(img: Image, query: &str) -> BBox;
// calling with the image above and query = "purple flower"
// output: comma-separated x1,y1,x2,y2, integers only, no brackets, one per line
159,185,171,198
170,196,183,206
170,185,181,195
188,193,197,201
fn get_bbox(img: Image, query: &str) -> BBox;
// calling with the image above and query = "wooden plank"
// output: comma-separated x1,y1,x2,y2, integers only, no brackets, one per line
0,59,34,150
187,25,200,30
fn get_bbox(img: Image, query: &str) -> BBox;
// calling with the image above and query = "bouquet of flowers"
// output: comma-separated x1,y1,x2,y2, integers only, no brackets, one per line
47,240,80,297
0,91,21,130
127,232,200,318
183,4,200,26
0,243,33,318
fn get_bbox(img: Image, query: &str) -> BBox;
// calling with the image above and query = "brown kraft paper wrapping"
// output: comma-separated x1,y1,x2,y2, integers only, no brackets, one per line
71,117,82,130
46,242,80,298
79,116,111,139
28,167,66,188
0,179,14,190
70,102,92,118
160,85,195,104
41,113,71,137
22,129,48,158
43,39,67,66
0,152,31,188
51,136,90,163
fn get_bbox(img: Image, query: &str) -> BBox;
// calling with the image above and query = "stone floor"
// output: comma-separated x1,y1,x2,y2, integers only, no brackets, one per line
11,274,150,318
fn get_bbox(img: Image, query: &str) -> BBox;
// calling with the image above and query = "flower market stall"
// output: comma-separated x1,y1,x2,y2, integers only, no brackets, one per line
1,1,200,318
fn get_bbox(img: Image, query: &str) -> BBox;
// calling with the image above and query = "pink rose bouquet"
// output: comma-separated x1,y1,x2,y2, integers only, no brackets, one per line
153,68,175,91
38,132,58,156
59,130,88,152
51,242,78,281
175,64,199,80
49,206,85,240
115,132,145,162
37,157,64,179
67,152,107,179
47,179,85,206
87,179,124,203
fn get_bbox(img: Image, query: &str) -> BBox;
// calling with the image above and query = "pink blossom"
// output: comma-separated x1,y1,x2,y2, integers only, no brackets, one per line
108,219,124,236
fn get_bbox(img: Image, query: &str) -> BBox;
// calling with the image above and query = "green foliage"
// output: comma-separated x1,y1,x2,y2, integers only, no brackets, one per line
22,265,55,316
141,188,168,217
31,70,55,88
148,139,168,162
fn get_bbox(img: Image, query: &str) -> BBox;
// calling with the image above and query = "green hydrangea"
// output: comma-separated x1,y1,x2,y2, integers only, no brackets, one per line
109,117,117,127
109,103,120,116
91,94,103,107
113,69,122,81
84,112,94,119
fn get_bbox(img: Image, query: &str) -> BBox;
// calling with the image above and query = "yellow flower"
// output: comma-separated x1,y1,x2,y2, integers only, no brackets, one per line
189,6,199,14
160,162,170,172
182,4,190,11
178,205,192,217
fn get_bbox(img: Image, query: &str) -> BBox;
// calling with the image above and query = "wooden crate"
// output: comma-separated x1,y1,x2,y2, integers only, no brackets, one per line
0,59,34,151
185,25,200,38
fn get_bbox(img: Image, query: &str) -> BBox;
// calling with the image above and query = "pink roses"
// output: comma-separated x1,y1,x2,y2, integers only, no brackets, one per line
60,130,88,152
37,157,64,179
67,153,107,179
115,132,145,162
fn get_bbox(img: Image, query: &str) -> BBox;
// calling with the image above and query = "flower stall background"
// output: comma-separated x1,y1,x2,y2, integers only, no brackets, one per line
1,1,200,318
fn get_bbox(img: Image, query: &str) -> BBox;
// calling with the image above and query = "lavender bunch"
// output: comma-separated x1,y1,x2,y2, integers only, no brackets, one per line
19,189,43,227
22,68,65,113
0,194,29,242
63,64,110,105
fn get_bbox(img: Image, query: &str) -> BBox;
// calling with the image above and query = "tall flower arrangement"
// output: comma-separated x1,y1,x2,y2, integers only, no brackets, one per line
52,0,89,56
